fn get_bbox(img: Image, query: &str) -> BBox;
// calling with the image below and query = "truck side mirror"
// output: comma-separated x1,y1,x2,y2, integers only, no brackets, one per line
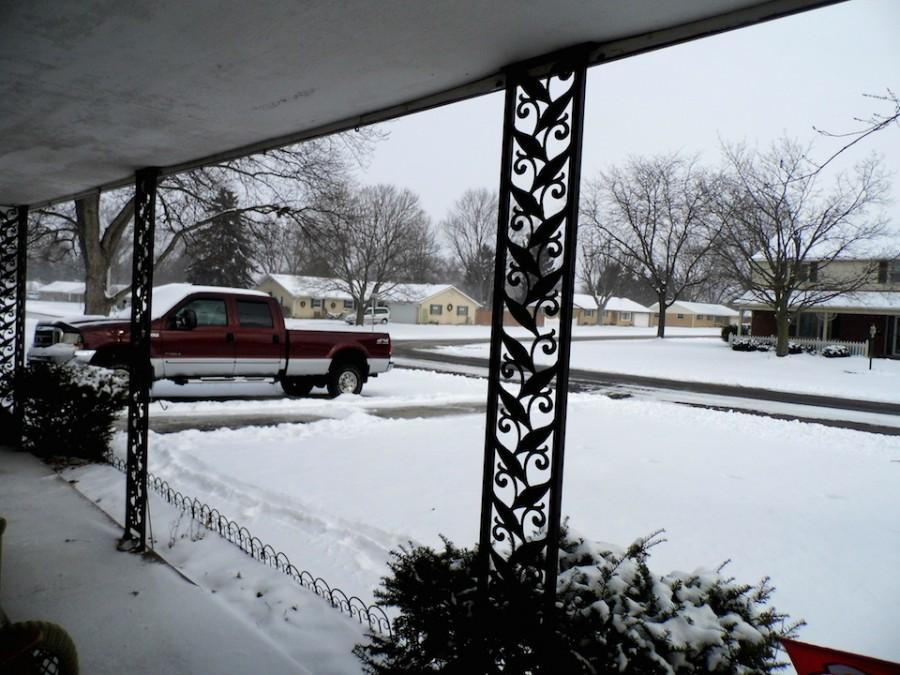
173,308,198,330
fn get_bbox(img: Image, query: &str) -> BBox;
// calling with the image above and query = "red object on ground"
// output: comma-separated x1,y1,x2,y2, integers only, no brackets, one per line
782,638,900,675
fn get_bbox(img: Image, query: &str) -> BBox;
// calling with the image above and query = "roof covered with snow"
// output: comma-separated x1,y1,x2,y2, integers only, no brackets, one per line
572,294,651,313
648,301,739,316
262,274,481,307
264,274,354,301
38,281,85,294
735,289,900,313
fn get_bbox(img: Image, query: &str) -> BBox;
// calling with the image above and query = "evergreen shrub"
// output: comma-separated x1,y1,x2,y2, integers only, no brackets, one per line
355,527,801,674
721,325,738,342
821,344,850,358
21,363,128,461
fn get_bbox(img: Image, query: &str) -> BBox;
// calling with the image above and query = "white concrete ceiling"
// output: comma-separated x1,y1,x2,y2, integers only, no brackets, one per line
0,0,839,208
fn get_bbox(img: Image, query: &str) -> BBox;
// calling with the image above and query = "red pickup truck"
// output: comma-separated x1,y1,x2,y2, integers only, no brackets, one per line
27,284,392,397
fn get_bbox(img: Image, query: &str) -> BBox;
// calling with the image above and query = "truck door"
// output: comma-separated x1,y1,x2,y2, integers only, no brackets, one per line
160,296,235,377
233,298,284,376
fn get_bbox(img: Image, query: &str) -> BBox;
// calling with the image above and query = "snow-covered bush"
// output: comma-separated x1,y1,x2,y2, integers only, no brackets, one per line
730,337,757,352
821,344,850,358
354,528,801,674
21,363,128,461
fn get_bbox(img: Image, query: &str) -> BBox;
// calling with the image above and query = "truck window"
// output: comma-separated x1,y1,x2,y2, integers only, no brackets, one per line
179,298,228,326
237,300,274,328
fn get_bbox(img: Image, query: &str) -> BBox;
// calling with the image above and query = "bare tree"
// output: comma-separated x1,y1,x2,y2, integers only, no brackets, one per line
714,138,889,356
585,155,718,337
34,132,377,314
441,188,497,307
807,88,900,177
317,184,433,325
577,221,622,322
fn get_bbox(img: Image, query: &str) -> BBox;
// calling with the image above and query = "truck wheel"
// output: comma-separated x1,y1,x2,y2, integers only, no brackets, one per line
281,377,314,397
327,363,363,397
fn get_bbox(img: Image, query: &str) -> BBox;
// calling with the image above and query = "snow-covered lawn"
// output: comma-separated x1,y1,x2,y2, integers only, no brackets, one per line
433,337,900,404
83,369,900,665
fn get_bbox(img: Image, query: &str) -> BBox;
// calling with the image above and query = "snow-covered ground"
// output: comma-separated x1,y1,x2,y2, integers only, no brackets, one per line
285,317,719,341
432,337,900,404
65,369,900,667
20,299,900,669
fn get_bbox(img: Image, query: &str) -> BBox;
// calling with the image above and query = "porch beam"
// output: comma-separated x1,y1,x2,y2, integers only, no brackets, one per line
120,168,159,552
478,45,588,613
0,206,28,447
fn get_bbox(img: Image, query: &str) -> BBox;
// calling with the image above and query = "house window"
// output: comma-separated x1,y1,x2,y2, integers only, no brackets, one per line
430,304,443,315
881,260,900,283
343,299,354,309
676,313,685,319
311,298,322,308
584,309,593,316
621,312,631,321
456,305,468,316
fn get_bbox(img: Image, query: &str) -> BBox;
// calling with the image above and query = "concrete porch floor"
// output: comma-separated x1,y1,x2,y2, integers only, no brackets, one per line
0,447,356,675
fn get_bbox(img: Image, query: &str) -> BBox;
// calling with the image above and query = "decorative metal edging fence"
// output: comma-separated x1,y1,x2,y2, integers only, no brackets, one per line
729,333,868,357
104,451,393,636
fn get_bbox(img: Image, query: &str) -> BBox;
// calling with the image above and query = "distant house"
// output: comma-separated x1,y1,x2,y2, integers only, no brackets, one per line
256,274,356,319
735,256,900,357
382,283,481,325
256,274,481,324
570,295,652,327
36,281,86,303
648,301,738,328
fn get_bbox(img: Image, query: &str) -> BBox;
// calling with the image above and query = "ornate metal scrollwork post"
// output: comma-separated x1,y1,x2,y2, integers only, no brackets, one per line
0,206,29,447
120,168,159,551
478,49,588,612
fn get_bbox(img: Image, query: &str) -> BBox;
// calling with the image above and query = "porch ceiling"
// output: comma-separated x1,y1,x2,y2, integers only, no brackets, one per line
1,0,839,208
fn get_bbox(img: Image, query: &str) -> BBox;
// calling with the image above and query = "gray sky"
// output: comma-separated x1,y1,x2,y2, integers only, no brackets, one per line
356,0,899,233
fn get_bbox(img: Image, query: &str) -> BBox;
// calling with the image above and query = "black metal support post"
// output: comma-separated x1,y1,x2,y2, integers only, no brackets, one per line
478,48,588,615
0,206,29,447
120,168,159,552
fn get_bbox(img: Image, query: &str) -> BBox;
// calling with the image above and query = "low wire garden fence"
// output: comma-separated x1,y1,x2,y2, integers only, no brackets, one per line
104,451,392,636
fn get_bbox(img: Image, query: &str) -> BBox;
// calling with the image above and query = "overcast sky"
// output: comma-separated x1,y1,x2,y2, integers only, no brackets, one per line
356,0,899,234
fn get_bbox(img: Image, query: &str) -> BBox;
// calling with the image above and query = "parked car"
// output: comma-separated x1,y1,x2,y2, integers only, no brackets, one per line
27,284,392,397
344,306,390,325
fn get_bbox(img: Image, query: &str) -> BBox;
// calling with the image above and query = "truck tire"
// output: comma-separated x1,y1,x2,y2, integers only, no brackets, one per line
327,362,363,397
281,377,314,397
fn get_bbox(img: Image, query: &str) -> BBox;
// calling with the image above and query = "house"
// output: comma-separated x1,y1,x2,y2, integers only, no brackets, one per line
648,301,739,328
382,283,481,325
36,281,86,303
735,256,900,357
256,274,482,324
570,295,652,326
256,274,356,319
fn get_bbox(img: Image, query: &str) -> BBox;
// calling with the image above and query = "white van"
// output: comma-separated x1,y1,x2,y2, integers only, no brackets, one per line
344,306,390,325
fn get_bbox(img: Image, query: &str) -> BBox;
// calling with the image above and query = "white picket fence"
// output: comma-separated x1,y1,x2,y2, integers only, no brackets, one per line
730,333,868,357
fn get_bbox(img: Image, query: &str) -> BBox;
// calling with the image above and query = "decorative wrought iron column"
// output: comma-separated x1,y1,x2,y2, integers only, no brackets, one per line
478,49,588,609
120,168,159,552
0,206,28,447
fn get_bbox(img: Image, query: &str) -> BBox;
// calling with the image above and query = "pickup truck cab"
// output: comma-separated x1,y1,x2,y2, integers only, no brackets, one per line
28,284,392,397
